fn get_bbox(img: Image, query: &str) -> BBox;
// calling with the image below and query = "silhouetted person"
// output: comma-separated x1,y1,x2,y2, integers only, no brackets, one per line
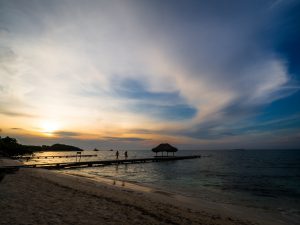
116,150,119,159
124,151,128,159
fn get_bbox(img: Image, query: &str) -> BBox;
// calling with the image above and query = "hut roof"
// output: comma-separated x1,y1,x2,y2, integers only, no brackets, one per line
152,143,178,153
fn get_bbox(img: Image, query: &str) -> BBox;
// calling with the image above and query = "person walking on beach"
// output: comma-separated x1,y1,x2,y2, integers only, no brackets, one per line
116,150,119,160
124,151,128,159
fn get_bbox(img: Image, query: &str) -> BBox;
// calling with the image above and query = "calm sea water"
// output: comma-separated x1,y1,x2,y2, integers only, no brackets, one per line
24,149,300,221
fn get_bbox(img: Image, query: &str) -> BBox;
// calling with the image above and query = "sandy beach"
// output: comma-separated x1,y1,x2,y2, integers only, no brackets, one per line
0,158,261,225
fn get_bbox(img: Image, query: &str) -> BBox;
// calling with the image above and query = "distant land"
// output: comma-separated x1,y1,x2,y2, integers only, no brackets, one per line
0,136,83,157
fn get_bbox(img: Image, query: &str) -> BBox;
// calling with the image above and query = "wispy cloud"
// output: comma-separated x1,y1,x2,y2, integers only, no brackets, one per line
0,0,299,148
11,127,24,130
0,109,35,118
102,137,150,142
51,131,83,138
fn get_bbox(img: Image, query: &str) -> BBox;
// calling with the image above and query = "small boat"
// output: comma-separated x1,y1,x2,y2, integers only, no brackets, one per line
94,148,99,151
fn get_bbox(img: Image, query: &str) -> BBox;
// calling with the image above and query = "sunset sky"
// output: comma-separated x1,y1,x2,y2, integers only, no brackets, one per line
0,0,299,150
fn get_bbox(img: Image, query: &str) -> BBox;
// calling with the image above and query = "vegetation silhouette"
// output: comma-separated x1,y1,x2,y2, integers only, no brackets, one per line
0,136,83,157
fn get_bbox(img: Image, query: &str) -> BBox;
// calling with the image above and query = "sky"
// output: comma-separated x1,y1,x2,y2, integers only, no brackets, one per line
0,0,300,150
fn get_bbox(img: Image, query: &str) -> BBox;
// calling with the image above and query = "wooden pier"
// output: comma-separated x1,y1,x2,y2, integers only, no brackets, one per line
1,155,201,170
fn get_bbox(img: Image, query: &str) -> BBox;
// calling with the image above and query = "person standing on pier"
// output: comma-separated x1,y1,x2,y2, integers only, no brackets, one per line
116,150,119,160
124,151,128,159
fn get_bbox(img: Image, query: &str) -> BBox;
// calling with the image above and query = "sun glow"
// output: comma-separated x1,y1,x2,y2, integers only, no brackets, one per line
41,121,59,134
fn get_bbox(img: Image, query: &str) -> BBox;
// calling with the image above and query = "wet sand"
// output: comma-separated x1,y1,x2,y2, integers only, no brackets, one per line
0,161,259,225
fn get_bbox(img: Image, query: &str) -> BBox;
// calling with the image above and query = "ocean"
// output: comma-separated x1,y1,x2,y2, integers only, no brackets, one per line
24,149,300,224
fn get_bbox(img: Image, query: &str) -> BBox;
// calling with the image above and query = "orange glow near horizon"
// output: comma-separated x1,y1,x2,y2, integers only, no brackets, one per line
40,121,60,135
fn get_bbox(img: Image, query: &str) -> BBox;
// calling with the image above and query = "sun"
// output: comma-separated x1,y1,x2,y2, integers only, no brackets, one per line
41,121,59,134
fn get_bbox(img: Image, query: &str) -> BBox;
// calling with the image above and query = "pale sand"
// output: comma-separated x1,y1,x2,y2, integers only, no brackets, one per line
0,164,262,225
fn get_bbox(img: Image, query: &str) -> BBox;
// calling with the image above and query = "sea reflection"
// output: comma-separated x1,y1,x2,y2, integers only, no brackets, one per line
22,150,117,164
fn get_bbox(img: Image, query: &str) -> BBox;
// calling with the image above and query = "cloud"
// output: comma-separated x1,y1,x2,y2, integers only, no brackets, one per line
102,137,150,142
0,109,35,118
0,0,299,148
52,131,83,138
112,78,182,103
127,129,154,134
110,77,197,120
177,113,300,141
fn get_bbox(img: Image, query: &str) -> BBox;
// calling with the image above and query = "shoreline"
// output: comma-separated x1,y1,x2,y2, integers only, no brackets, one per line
60,169,297,225
0,157,298,225
0,164,254,225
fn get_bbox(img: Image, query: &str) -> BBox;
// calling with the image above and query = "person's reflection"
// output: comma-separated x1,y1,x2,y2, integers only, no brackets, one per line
113,180,116,185
122,181,125,187
115,164,119,172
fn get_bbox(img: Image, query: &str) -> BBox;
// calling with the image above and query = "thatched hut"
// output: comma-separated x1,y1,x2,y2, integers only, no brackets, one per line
152,143,178,157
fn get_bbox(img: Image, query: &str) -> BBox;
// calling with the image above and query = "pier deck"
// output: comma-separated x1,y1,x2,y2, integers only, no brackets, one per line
1,155,201,170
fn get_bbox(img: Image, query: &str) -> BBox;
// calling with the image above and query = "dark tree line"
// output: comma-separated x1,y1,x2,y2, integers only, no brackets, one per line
0,136,83,157
0,136,32,156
